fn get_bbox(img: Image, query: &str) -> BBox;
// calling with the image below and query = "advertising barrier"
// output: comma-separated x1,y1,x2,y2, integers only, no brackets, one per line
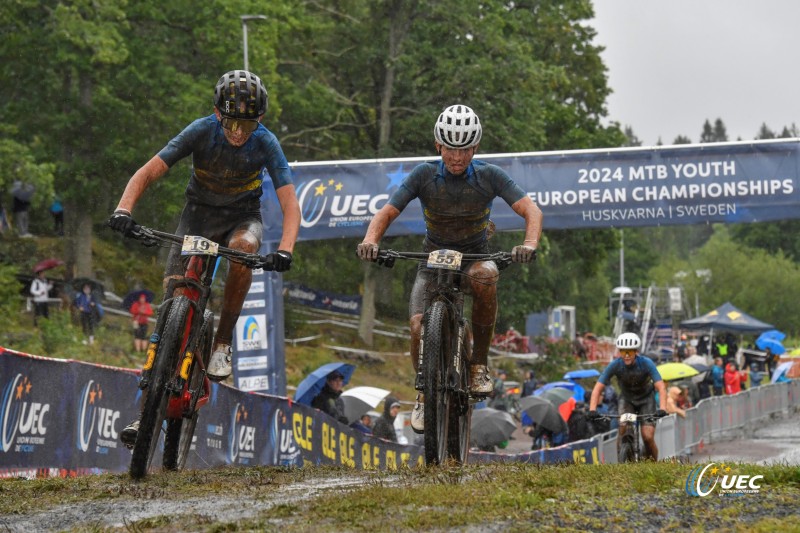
1,347,797,477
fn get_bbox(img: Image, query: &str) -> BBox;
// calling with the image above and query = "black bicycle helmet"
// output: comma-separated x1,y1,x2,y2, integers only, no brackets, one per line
214,70,268,119
434,104,482,149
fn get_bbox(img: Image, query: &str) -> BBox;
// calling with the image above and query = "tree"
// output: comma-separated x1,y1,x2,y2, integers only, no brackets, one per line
713,118,728,142
756,123,776,139
623,126,642,147
673,135,692,145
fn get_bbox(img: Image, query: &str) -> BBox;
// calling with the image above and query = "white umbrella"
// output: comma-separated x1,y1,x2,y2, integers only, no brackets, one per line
340,386,391,424
683,354,711,384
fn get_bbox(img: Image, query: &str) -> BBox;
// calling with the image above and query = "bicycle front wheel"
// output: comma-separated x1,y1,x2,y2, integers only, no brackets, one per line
447,320,471,464
618,432,635,464
129,296,190,479
163,309,213,471
423,300,452,465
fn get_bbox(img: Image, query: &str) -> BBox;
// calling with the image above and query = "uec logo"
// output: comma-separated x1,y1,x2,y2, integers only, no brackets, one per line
685,463,764,497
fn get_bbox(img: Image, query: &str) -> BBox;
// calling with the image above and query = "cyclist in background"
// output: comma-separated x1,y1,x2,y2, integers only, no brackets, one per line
357,104,543,432
108,70,301,445
587,332,668,460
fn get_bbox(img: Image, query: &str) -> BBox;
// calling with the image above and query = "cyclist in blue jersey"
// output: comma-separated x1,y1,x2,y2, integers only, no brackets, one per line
357,104,543,433
587,332,668,460
108,70,300,445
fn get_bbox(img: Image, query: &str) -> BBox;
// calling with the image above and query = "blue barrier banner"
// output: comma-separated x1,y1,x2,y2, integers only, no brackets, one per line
284,282,361,315
268,139,800,242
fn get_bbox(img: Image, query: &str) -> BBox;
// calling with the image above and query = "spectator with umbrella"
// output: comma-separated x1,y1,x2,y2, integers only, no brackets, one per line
128,290,154,354
311,369,349,425
73,282,99,345
11,180,35,237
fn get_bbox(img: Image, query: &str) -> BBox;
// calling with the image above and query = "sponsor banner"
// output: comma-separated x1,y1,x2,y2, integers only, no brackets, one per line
261,140,800,242
284,282,362,315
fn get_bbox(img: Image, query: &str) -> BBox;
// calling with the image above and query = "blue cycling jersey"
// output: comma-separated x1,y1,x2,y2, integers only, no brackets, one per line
598,355,663,403
388,160,526,249
157,115,293,208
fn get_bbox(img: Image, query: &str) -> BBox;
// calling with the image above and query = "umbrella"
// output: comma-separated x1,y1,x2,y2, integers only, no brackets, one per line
536,387,574,408
470,407,517,448
294,362,356,406
771,361,794,384
340,386,390,424
758,329,786,342
518,396,567,434
564,369,600,380
657,362,699,382
71,278,105,303
534,381,585,402
33,258,64,273
687,363,710,385
11,181,35,202
122,289,156,310
755,336,785,356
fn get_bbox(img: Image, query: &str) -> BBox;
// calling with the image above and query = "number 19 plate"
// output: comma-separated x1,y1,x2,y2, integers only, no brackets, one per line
427,249,462,270
181,235,219,256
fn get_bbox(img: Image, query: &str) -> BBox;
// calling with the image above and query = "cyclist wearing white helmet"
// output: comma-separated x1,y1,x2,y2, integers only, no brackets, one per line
357,104,543,433
108,70,301,446
588,332,668,460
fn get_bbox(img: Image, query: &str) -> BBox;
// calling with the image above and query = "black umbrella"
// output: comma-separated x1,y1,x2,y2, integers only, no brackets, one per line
519,396,568,434
71,278,105,301
470,407,517,448
122,289,156,310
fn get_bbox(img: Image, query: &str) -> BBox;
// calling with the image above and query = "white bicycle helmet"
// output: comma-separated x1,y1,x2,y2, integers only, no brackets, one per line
616,332,641,350
434,104,482,149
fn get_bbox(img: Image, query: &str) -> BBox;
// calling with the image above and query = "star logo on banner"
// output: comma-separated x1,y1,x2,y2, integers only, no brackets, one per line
386,164,410,191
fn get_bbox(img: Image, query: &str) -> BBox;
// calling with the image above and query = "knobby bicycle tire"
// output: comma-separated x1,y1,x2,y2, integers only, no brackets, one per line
446,320,471,464
618,432,636,464
163,309,214,471
129,296,190,479
423,300,451,465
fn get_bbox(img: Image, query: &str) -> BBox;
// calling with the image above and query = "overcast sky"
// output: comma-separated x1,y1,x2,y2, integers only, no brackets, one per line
590,1,800,146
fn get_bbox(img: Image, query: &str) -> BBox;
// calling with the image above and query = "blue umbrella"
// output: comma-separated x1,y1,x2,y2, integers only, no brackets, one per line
533,381,585,402
294,362,356,406
563,369,601,380
756,336,786,356
759,329,786,341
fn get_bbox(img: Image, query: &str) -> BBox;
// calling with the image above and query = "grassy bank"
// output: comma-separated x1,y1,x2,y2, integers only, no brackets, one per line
1,461,798,531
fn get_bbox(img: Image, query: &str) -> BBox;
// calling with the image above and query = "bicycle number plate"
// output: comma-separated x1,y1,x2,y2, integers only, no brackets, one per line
426,249,462,270
620,413,637,424
181,235,219,256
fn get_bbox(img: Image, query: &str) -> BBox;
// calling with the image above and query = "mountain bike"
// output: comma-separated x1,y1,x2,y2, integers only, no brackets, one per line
376,248,512,465
121,225,276,479
599,412,661,463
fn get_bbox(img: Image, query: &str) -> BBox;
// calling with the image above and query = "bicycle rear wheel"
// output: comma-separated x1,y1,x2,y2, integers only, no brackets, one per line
423,300,452,465
447,320,471,464
129,296,190,479
163,309,213,471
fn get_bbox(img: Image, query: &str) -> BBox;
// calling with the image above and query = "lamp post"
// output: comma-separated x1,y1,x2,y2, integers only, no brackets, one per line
241,15,267,71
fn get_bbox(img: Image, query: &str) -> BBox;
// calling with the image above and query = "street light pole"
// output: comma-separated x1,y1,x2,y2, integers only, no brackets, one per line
240,15,267,71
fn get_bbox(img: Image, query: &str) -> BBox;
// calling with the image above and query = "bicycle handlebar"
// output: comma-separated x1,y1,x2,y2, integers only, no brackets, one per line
128,225,275,270
375,249,513,270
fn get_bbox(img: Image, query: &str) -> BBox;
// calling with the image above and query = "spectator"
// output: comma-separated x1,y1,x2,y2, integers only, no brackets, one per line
350,413,373,435
675,334,688,361
749,363,764,388
73,283,98,345
11,180,34,237
489,369,508,411
677,384,693,409
665,386,687,418
724,362,741,395
522,370,537,397
713,335,730,362
697,335,709,356
371,396,401,442
764,347,777,375
129,293,154,354
311,370,349,424
567,402,594,442
739,364,749,391
711,357,725,396
573,332,587,360
29,270,53,326
49,196,64,236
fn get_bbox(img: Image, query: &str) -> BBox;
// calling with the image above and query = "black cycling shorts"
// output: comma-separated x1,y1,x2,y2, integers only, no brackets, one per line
618,392,658,427
164,200,263,278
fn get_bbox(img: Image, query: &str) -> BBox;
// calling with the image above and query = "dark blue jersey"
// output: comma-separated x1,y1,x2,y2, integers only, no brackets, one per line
598,355,662,403
387,160,526,249
157,115,293,208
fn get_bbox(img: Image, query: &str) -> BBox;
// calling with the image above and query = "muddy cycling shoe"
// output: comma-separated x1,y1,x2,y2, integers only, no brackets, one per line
121,420,140,448
208,343,233,381
469,364,494,396
411,395,425,434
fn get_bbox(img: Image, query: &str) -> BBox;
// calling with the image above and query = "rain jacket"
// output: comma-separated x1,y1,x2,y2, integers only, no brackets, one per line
371,396,399,442
311,383,348,425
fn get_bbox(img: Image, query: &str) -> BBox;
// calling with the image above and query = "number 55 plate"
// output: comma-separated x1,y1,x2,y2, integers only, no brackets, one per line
427,249,462,270
181,235,219,256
